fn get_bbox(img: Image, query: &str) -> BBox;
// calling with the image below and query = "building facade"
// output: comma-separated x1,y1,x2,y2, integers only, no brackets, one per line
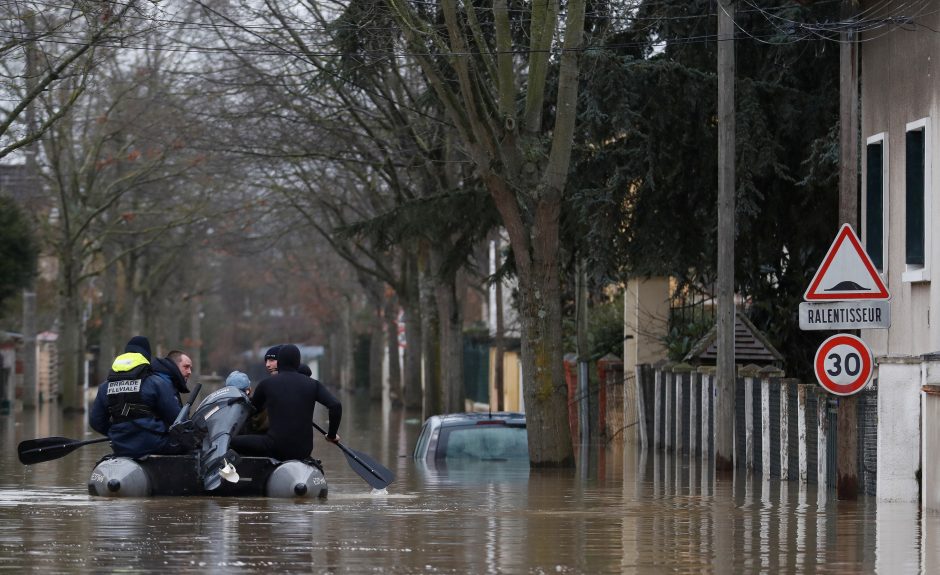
859,2,940,503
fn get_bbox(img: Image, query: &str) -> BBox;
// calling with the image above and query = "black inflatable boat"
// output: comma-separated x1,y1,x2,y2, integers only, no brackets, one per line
87,386,328,499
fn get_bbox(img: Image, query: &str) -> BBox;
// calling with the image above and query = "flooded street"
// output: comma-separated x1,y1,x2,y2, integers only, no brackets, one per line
2,394,939,574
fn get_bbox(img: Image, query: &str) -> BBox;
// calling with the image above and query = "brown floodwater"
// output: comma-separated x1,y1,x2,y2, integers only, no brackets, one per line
1,393,938,573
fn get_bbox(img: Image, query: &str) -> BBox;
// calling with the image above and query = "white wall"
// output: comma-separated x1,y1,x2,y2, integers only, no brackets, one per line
861,5,940,356
876,357,922,502
623,277,670,375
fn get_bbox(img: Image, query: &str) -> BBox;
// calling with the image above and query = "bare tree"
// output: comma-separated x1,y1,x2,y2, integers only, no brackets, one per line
192,0,501,416
0,1,141,159
375,0,587,466
35,23,241,410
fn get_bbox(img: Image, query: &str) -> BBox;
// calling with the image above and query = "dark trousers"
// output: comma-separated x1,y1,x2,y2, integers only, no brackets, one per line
230,434,275,458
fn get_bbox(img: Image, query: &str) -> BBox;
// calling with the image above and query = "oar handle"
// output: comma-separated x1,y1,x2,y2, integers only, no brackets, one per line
173,382,203,426
17,436,111,465
20,436,110,455
312,420,330,437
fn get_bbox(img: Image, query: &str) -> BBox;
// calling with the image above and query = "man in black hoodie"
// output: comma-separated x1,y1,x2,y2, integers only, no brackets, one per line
231,344,342,461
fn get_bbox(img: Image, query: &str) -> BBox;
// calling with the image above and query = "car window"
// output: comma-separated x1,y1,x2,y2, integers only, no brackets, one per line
439,426,528,460
414,420,433,458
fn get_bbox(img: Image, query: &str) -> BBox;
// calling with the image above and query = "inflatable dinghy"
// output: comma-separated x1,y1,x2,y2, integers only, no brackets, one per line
87,386,327,498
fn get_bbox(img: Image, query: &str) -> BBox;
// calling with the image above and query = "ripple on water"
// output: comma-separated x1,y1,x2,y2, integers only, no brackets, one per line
0,488,95,508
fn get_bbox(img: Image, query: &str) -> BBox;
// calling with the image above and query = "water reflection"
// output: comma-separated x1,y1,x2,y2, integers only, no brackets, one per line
0,400,936,573
415,458,531,486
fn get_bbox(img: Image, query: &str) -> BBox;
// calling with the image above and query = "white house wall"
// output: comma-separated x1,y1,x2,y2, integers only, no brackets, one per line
860,4,940,356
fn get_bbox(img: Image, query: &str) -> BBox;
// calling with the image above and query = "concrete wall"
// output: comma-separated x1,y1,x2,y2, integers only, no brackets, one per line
922,385,940,511
877,356,922,502
623,277,670,375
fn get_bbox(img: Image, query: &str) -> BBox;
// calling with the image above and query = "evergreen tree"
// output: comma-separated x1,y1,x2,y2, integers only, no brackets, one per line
570,0,842,377
0,196,37,313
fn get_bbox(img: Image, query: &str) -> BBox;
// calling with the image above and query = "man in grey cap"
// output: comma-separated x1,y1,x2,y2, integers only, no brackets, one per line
226,370,252,397
227,370,267,433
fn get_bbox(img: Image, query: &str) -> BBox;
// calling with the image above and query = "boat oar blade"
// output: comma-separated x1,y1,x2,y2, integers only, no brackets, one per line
340,445,395,490
17,436,110,465
312,421,395,489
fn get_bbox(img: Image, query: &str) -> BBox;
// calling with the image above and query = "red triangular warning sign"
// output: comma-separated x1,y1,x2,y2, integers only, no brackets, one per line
804,224,890,301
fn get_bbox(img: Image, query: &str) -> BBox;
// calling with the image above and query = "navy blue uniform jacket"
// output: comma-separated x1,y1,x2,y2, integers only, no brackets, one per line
89,353,183,458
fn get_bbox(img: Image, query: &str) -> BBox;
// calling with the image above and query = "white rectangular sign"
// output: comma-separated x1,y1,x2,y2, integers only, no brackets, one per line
799,301,891,330
107,379,142,394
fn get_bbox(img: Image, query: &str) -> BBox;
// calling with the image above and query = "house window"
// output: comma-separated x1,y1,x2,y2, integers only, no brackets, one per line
904,118,930,282
865,133,887,272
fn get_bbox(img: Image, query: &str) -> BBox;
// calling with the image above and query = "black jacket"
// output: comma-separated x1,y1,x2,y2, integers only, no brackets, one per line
250,344,342,461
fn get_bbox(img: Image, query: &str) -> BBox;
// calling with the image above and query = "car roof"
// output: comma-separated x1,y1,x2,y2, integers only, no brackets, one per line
434,412,526,427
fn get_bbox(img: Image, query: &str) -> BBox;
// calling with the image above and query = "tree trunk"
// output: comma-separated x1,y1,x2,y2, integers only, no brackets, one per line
517,258,573,467
129,252,145,335
402,296,424,410
189,296,202,379
360,280,386,402
434,249,465,414
162,290,184,353
419,244,442,416
58,255,84,413
342,298,354,392
98,257,117,385
384,293,403,406
98,231,124,385
369,307,384,402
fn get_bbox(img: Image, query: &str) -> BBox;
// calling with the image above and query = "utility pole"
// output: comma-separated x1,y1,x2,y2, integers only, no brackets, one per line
491,232,505,411
715,0,736,474
576,260,590,447
837,0,860,501
495,265,505,411
21,12,39,409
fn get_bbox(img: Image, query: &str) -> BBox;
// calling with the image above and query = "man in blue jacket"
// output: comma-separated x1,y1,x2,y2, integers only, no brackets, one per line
152,350,192,397
90,336,186,458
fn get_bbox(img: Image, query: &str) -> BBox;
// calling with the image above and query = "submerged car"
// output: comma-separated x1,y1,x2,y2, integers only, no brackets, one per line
413,412,528,462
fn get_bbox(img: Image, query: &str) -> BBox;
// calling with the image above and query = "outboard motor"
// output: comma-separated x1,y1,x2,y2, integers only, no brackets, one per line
189,386,254,490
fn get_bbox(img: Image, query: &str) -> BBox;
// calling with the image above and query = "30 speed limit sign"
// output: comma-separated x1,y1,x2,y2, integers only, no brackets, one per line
813,333,874,396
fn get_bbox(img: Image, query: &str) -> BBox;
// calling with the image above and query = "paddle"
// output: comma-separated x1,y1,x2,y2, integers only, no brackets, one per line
18,436,111,465
19,383,203,466
312,421,395,489
172,382,202,427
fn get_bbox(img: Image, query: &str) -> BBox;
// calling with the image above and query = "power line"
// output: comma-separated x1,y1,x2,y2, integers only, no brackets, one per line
5,0,910,57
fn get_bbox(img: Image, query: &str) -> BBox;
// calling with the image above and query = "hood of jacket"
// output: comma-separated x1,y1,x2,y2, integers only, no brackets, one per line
276,344,301,372
152,357,189,393
111,351,150,373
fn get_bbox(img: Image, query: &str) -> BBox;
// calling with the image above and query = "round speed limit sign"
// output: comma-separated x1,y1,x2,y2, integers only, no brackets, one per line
813,333,874,396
